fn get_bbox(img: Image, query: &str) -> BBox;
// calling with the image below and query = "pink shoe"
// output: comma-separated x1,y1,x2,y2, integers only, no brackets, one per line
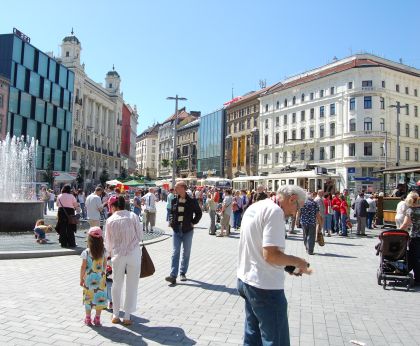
84,316,92,326
93,316,102,326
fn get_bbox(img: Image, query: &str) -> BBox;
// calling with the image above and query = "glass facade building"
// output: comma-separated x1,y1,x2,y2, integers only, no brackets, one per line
0,33,74,171
197,108,225,177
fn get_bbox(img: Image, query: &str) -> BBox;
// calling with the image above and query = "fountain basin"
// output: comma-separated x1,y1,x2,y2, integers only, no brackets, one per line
0,201,44,232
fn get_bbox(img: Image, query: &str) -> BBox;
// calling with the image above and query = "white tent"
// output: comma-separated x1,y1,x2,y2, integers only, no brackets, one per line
54,172,76,182
106,179,122,186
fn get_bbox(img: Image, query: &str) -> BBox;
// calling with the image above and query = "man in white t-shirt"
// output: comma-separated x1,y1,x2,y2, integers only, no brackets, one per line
85,187,104,227
237,185,311,346
142,187,157,233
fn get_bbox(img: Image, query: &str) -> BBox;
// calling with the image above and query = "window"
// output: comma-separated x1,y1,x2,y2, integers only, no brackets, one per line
309,148,314,160
362,167,374,176
310,127,314,138
347,81,353,89
415,89,418,97
283,114,287,125
415,125,419,139
276,101,280,109
364,117,372,131
380,118,385,131
292,96,296,105
300,150,305,160
350,97,355,110
265,104,268,112
283,153,287,163
380,97,385,110
320,147,325,160
330,86,335,95
263,154,268,165
247,118,250,129
364,142,373,156
292,130,296,140
292,113,296,123
364,96,372,109
275,152,279,164
283,131,287,143
320,106,325,117
382,80,386,88
362,80,372,87
349,143,356,156
310,92,314,100
310,108,314,119
275,116,279,127
320,125,325,137
349,119,356,132
301,110,305,121
284,99,287,107
406,123,410,137
405,104,409,115
320,89,324,98
292,150,296,161
275,133,280,144
330,123,335,136
330,146,335,159
415,148,419,162
301,93,305,102
415,106,418,117
264,135,268,146
301,128,305,140
265,119,269,129
330,103,336,115
405,147,410,161
405,86,409,95
396,84,400,92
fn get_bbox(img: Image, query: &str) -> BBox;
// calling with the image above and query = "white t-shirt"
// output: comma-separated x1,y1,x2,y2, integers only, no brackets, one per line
237,198,286,290
142,192,156,212
85,193,103,221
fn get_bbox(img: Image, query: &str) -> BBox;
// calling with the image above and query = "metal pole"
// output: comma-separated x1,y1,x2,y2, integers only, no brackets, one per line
172,96,179,188
396,106,400,166
384,131,388,169
83,129,87,191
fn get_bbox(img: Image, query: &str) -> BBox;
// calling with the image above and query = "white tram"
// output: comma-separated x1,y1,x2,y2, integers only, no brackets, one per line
233,171,339,193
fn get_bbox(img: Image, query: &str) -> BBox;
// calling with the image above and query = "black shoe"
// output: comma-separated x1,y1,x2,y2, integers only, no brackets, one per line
165,276,176,285
180,274,187,281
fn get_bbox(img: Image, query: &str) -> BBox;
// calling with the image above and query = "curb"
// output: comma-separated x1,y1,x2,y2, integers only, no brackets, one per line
0,233,172,260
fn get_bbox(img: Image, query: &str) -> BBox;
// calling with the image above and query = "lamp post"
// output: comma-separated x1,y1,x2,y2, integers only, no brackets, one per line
389,103,408,167
167,95,187,188
83,126,93,191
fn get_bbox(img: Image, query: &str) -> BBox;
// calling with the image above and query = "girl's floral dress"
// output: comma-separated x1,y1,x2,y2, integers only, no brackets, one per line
81,249,107,310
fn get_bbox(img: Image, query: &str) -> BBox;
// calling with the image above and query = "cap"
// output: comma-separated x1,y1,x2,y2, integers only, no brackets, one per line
88,226,102,238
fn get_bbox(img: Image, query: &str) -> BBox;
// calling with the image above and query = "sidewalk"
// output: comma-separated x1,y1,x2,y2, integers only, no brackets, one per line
0,201,419,345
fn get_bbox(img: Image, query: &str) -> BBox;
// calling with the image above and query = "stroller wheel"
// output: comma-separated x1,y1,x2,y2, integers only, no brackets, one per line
377,272,382,286
382,279,386,290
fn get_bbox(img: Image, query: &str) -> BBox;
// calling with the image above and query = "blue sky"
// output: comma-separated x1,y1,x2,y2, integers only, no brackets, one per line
1,0,419,133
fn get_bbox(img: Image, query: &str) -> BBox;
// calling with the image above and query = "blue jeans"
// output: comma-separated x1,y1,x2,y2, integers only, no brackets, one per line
341,214,348,236
334,210,341,232
367,212,375,229
324,214,332,233
170,227,194,278
80,203,86,219
237,279,290,346
166,208,171,222
233,210,242,229
48,200,54,211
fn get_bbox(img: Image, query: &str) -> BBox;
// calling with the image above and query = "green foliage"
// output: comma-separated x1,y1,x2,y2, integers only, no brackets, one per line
76,159,85,187
43,157,55,186
99,169,110,186
161,159,170,168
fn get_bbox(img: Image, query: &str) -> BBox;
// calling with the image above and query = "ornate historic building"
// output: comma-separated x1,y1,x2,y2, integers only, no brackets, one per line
176,118,199,178
136,123,159,179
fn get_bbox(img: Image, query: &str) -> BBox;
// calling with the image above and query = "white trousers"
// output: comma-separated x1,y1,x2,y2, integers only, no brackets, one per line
111,247,142,318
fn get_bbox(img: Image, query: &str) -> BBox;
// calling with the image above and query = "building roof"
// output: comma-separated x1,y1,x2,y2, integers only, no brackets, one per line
137,123,160,140
106,70,120,78
178,118,200,131
63,35,80,45
263,53,420,97
224,87,270,109
162,107,191,124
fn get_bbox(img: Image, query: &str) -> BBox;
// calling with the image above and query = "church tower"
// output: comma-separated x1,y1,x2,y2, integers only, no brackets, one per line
105,65,121,93
60,28,82,66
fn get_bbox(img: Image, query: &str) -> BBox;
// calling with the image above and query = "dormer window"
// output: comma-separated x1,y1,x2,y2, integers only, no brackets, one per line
66,51,69,57
109,83,112,88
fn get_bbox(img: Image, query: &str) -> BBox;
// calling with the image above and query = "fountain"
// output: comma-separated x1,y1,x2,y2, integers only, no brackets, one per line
0,135,44,232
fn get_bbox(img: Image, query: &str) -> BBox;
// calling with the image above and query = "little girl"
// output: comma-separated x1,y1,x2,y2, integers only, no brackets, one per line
80,227,107,326
34,219,52,244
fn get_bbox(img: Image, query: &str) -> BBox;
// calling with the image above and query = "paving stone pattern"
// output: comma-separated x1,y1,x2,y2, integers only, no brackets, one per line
1,201,419,345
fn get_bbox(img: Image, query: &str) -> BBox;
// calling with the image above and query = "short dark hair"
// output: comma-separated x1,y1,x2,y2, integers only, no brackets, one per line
110,196,126,210
61,184,71,194
95,187,103,192
115,188,121,194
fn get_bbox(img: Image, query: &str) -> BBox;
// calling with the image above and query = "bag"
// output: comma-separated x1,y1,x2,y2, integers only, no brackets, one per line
327,205,333,215
140,246,155,278
317,231,325,246
58,199,80,225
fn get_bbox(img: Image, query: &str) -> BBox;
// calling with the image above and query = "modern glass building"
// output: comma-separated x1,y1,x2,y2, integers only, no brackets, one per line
197,108,225,177
0,32,74,171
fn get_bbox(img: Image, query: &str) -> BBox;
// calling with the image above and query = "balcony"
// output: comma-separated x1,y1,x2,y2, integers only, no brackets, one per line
342,131,386,140
73,139,81,147
348,87,385,97
109,151,114,156
88,145,94,151
117,153,121,158
343,155,386,162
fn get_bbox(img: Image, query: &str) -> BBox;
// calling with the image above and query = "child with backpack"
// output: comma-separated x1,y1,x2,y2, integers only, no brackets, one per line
80,227,107,326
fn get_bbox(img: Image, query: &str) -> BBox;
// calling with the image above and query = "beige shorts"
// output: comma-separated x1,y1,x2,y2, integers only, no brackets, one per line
88,219,100,227
221,212,230,228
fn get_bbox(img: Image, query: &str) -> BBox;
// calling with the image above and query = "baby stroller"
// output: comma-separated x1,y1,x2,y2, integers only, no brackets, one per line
376,229,414,290
214,203,223,233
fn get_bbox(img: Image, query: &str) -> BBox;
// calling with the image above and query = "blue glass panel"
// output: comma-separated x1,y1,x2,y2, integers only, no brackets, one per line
40,124,48,146
48,59,56,82
23,43,35,70
16,64,25,91
43,147,51,169
20,92,31,118
43,79,51,102
29,71,40,97
11,62,15,85
52,83,60,106
59,65,67,88
54,150,62,171
56,108,65,129
13,114,22,136
8,87,19,113
61,131,67,151
36,145,43,169
63,89,69,110
49,126,58,149
65,111,72,131
27,119,37,139
45,104,53,125
67,71,74,92
35,98,45,122
12,36,22,63
38,52,48,77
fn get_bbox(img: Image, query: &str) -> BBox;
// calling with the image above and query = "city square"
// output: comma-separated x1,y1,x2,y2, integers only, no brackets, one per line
1,1,420,345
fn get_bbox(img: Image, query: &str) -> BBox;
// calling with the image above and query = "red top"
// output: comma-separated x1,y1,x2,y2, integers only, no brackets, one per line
323,198,331,215
340,200,348,215
332,196,341,211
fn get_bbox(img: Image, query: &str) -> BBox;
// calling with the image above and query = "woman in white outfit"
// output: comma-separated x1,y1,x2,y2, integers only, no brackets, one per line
105,196,143,325
395,192,418,229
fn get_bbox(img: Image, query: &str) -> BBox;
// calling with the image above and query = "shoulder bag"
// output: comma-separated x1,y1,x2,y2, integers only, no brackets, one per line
58,199,80,225
317,231,325,246
140,244,155,278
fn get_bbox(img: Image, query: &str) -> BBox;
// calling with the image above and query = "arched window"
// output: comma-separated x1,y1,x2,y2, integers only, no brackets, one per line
292,96,296,105
319,125,325,137
380,118,385,132
330,123,335,136
284,99,288,107
301,93,305,102
349,119,356,132
364,117,372,131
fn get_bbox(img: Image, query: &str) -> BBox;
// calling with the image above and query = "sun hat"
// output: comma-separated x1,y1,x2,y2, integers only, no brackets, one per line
88,227,102,238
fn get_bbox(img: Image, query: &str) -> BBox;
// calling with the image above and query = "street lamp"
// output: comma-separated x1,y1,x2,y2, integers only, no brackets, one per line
167,95,187,188
389,103,408,167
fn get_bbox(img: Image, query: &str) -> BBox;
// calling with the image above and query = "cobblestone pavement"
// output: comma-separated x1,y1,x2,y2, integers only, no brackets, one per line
1,201,419,346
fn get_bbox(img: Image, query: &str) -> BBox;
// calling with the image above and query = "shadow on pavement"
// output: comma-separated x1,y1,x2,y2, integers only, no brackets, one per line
323,241,363,247
95,315,196,345
315,253,357,258
178,279,239,296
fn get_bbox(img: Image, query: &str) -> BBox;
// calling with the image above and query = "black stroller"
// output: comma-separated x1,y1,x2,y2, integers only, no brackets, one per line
376,229,414,290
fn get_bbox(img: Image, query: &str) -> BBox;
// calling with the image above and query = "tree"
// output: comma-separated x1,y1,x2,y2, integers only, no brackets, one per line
176,159,188,170
120,167,128,180
161,159,170,168
99,169,109,187
76,159,85,187
43,157,55,187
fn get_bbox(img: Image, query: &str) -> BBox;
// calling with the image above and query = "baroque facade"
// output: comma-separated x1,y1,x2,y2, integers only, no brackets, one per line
176,118,199,178
259,54,420,192
121,103,139,174
136,123,159,179
59,34,123,184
